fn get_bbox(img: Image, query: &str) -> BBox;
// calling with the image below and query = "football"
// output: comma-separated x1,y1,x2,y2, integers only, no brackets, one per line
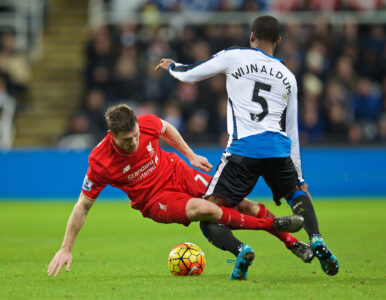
168,242,205,276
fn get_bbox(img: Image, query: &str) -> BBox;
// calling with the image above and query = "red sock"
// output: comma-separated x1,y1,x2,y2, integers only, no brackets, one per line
218,206,274,230
257,203,298,249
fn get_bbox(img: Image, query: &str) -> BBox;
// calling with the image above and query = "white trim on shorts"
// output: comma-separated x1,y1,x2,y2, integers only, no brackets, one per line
204,152,231,198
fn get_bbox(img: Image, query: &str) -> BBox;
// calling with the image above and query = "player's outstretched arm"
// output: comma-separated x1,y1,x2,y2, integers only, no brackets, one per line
160,120,212,172
48,193,94,277
156,51,229,83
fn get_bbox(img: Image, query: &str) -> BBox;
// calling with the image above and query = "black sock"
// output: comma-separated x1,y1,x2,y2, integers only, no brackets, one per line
288,191,320,239
200,222,243,257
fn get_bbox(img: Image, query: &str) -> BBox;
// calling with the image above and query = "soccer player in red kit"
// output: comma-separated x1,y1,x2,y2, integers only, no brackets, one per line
48,104,308,279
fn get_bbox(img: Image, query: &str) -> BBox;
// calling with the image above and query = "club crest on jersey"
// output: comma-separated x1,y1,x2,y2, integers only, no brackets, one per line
123,164,131,174
147,142,155,156
82,176,94,191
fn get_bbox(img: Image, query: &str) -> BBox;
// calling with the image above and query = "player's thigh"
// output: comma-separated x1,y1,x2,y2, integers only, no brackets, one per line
262,157,298,202
146,191,192,226
204,153,259,206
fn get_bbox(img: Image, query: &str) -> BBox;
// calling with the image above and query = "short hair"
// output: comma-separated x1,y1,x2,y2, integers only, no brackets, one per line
105,104,137,134
251,15,280,43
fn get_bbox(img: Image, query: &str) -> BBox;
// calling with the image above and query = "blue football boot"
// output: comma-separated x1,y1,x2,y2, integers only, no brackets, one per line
229,244,255,280
311,235,339,276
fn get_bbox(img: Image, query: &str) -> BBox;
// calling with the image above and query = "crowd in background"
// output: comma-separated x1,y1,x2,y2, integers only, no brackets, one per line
0,0,39,110
104,0,385,13
67,9,385,148
0,31,30,109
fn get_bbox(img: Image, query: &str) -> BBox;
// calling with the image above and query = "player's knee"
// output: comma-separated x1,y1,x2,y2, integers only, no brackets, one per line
285,186,299,201
194,202,220,218
235,199,259,215
287,190,312,213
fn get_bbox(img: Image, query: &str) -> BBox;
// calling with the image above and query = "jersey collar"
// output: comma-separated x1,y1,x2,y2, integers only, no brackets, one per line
110,136,133,157
254,48,283,62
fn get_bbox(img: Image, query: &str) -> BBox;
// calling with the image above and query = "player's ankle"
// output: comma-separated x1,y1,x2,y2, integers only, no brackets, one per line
285,236,298,249
310,233,322,242
265,217,274,229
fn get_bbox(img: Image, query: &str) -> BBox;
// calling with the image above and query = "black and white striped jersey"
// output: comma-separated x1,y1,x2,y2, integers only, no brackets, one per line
168,47,304,183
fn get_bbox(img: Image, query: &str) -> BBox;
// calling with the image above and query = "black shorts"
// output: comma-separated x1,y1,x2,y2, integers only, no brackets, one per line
204,153,298,205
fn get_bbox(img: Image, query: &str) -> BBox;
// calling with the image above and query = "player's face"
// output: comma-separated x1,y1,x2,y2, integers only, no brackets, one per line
113,124,140,153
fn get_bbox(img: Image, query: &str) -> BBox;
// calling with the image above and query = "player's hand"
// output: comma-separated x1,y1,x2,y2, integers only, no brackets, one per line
298,183,312,201
189,154,212,173
48,249,72,277
155,58,175,72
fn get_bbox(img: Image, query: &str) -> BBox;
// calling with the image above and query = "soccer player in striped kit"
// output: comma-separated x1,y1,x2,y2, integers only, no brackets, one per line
157,15,339,279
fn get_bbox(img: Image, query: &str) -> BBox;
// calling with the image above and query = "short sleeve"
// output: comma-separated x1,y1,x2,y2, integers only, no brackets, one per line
137,114,163,138
81,166,107,200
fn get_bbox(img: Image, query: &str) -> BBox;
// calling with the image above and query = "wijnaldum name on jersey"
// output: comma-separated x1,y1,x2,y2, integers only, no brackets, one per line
231,64,292,93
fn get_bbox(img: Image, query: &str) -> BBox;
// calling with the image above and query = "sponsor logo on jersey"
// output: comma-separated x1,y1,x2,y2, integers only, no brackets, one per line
127,158,157,182
123,164,131,174
82,176,94,191
147,142,155,156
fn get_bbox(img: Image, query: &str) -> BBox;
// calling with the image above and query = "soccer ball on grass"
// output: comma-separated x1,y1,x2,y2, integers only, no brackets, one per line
168,242,205,276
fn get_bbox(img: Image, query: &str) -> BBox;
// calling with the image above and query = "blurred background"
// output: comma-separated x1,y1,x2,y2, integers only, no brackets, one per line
0,0,385,199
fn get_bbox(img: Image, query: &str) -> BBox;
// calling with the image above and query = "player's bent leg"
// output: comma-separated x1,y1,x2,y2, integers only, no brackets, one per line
248,201,313,262
200,222,242,256
199,222,255,280
203,196,304,232
188,197,274,230
236,200,295,245
286,189,320,238
286,189,339,274
235,200,304,235
237,200,312,262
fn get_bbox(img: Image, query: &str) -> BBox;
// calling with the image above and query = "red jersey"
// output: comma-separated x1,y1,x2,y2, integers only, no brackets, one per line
82,114,181,212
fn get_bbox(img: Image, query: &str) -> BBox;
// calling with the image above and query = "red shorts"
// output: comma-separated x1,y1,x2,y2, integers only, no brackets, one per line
141,158,212,226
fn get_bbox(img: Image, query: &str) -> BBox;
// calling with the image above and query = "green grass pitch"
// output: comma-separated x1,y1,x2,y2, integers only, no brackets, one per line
1,199,385,299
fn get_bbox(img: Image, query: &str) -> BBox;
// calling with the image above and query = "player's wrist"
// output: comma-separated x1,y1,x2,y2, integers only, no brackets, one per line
185,150,196,161
168,62,175,71
60,244,72,252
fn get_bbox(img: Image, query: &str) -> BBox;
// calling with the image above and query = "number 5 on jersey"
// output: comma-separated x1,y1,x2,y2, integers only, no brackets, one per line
250,81,271,122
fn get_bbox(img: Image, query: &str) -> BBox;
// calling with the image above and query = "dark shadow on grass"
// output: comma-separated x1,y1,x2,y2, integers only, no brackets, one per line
124,274,228,280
